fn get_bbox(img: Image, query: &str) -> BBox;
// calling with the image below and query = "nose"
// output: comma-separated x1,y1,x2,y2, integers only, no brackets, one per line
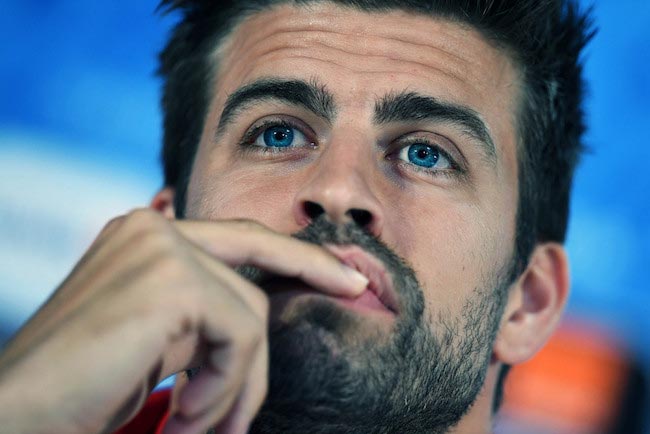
292,152,384,236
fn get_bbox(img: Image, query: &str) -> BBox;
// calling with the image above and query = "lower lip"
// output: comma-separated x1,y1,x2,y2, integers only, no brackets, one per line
331,289,394,315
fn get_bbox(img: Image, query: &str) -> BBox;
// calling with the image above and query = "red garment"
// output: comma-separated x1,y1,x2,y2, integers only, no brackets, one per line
113,389,171,434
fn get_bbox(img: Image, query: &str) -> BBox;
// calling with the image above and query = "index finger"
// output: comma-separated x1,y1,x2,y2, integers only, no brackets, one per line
174,219,368,297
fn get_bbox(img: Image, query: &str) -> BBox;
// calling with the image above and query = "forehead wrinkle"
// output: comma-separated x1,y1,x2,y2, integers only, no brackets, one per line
224,5,484,62
307,29,474,69
310,39,472,83
259,26,474,68
246,47,472,92
221,19,497,104
245,3,480,54
217,6,509,91
233,26,477,84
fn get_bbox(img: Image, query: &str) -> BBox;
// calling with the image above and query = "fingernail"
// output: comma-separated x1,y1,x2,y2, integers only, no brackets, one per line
342,265,368,292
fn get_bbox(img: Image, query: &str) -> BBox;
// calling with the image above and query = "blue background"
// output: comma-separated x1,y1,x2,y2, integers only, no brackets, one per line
0,0,648,426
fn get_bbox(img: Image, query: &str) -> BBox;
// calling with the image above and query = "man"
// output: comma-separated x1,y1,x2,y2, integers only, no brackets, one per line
0,1,593,433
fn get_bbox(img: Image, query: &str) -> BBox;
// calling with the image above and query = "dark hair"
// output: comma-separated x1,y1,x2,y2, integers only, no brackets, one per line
157,0,594,410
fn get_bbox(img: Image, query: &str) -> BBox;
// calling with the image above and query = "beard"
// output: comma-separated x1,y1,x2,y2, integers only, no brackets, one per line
202,217,512,434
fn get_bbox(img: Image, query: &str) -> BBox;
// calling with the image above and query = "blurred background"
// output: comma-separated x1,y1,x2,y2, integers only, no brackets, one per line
0,0,648,432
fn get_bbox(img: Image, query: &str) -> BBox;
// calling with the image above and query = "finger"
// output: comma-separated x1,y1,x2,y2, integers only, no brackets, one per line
159,249,269,378
190,247,270,322
164,340,258,434
211,392,246,434
178,341,248,418
175,219,368,297
173,286,263,417
213,336,268,434
166,367,240,434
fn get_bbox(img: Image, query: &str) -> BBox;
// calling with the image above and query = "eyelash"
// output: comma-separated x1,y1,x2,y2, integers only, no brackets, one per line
238,118,465,179
387,138,465,180
238,119,316,154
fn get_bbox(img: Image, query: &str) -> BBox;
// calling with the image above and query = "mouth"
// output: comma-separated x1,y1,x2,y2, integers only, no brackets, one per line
325,244,399,315
261,245,399,316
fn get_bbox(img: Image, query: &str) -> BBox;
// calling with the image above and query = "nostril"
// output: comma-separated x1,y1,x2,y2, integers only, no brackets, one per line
347,208,373,228
304,201,325,220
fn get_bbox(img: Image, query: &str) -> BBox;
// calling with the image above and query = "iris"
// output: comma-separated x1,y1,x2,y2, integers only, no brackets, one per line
263,126,294,147
406,144,439,168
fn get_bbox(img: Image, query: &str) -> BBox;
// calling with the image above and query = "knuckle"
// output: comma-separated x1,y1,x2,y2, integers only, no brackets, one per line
104,215,125,231
127,207,153,220
95,216,126,242
136,227,175,253
125,208,165,230
122,210,179,252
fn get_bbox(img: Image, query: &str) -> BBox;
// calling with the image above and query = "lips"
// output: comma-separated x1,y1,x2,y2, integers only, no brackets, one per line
324,244,399,315
261,244,399,316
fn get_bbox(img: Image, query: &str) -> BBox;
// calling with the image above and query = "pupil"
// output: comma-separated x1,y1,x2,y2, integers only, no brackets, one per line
417,149,429,159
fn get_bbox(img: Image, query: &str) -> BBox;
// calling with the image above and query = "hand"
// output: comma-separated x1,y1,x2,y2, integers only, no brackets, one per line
0,209,367,434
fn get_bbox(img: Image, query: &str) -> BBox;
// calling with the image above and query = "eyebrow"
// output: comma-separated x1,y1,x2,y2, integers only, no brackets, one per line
216,77,336,137
374,92,497,163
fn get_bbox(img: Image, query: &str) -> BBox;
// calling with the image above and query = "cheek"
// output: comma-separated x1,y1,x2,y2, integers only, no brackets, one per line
187,165,299,231
387,198,500,314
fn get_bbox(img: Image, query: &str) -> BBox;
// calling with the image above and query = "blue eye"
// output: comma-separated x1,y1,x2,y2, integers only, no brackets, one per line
398,143,451,169
251,123,311,149
263,126,294,147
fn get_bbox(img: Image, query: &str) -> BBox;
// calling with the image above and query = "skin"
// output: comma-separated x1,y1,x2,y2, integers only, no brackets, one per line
0,3,570,434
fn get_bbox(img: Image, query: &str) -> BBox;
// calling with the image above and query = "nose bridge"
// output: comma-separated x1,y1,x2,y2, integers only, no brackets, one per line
292,139,384,234
319,142,370,195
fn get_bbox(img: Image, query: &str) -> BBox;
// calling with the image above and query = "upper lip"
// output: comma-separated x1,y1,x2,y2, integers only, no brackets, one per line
324,244,400,315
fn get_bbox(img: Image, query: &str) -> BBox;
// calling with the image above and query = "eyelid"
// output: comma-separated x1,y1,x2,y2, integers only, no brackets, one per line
239,115,317,148
390,133,467,174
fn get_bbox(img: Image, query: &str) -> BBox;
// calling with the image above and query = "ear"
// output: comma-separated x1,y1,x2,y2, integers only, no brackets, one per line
150,187,176,219
493,242,570,364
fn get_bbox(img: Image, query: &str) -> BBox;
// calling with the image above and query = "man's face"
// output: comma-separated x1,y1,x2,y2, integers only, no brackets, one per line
184,3,521,432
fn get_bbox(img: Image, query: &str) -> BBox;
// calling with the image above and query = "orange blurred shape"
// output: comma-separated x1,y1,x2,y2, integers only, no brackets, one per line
501,321,630,434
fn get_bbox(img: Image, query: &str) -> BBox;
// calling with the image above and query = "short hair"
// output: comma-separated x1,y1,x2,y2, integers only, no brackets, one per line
156,0,593,410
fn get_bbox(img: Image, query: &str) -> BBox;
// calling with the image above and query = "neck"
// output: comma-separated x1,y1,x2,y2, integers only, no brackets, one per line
447,362,499,434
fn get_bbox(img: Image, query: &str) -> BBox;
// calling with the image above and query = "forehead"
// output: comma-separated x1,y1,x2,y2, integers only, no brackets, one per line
211,2,520,164
217,4,519,97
